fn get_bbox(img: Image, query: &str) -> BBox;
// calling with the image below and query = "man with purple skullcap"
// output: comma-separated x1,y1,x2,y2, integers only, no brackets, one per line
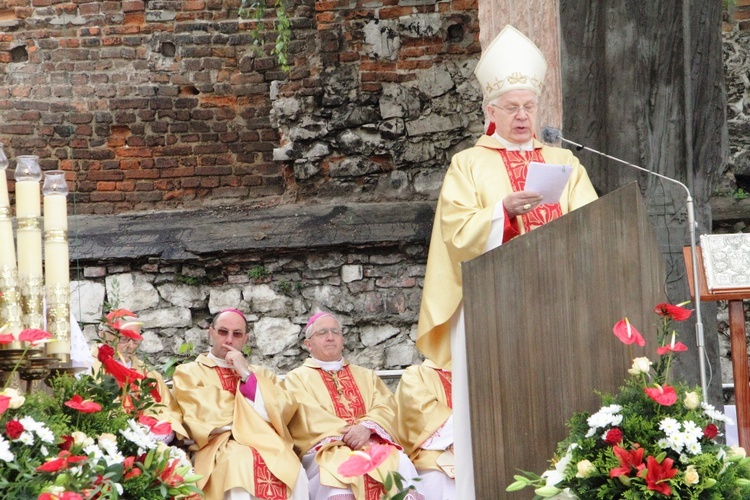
172,308,309,500
285,311,424,500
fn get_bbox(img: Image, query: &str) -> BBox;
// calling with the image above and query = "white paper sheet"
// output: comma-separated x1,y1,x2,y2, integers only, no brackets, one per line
524,161,573,204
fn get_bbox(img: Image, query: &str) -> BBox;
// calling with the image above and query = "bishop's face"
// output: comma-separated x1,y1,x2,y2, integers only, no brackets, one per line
487,89,539,144
209,312,248,359
304,316,345,362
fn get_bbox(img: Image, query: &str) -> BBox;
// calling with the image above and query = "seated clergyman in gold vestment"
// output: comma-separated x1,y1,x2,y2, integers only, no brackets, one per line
91,308,188,441
284,312,425,500
172,308,308,500
395,360,456,499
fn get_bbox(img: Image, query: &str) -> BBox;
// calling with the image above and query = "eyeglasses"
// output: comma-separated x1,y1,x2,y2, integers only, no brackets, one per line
213,327,247,339
491,103,538,115
311,328,343,337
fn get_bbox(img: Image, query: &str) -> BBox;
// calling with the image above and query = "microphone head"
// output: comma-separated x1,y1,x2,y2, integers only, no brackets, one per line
540,126,562,144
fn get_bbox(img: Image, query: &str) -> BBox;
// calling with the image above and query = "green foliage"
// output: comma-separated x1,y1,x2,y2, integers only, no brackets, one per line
176,274,206,286
733,187,749,201
248,265,271,281
240,0,293,72
161,341,196,380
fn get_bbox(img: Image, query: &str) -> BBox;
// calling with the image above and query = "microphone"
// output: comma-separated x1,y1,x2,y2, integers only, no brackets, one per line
540,125,709,399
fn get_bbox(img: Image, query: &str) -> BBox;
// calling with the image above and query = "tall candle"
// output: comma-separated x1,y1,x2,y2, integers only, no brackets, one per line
43,171,70,360
14,156,44,331
0,143,21,345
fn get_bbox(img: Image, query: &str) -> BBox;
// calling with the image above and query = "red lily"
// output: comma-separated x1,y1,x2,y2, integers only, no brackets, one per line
64,394,102,414
0,333,14,345
609,444,646,478
645,384,678,406
159,459,184,487
123,456,142,480
612,318,645,346
18,328,53,346
644,455,678,495
654,303,693,321
36,450,88,473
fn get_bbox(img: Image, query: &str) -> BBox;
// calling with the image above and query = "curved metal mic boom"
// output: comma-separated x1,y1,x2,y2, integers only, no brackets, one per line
541,126,709,399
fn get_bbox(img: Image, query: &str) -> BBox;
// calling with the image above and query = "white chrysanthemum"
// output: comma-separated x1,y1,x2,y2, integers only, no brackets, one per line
83,443,104,463
103,451,125,466
35,425,55,444
166,445,192,469
659,418,680,434
667,433,685,453
610,414,623,426
40,445,49,457
601,404,622,414
120,420,158,455
701,402,729,422
657,438,670,449
686,441,702,455
0,436,14,462
18,416,42,433
18,431,34,446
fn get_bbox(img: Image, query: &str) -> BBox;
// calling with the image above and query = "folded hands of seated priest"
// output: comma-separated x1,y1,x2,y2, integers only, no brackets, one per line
341,424,371,450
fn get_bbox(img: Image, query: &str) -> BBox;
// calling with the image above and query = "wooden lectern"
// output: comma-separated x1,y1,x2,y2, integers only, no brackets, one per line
683,245,750,448
462,183,665,496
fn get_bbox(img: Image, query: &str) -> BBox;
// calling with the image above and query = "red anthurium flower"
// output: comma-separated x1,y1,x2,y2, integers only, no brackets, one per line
654,303,693,321
38,493,84,500
139,414,173,436
0,395,10,416
64,395,102,414
612,318,645,346
119,328,143,341
5,419,24,440
18,328,53,346
656,342,688,355
604,428,624,446
106,308,137,323
644,455,678,495
704,423,719,439
609,444,646,478
0,333,14,345
36,450,88,473
645,384,678,406
338,444,396,477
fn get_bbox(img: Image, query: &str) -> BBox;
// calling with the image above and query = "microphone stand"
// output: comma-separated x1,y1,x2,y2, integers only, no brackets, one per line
555,135,708,399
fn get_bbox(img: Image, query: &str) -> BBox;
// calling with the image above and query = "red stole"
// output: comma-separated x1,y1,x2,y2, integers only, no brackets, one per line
435,369,453,410
499,149,563,233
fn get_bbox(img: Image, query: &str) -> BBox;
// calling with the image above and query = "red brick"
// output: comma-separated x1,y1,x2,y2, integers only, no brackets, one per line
97,181,117,191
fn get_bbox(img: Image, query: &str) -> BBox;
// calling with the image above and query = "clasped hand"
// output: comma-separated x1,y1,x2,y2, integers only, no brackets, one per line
341,424,371,450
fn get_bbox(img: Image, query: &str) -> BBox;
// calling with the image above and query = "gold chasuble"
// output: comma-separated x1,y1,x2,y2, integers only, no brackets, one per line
416,135,598,368
285,359,401,500
395,360,453,472
172,354,301,500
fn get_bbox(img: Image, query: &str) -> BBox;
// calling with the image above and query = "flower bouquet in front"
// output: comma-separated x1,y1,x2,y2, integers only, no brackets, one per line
507,303,750,499
0,320,202,499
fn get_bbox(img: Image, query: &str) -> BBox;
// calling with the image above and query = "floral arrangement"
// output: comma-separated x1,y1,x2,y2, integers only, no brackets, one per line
507,302,750,499
338,443,420,500
0,318,202,499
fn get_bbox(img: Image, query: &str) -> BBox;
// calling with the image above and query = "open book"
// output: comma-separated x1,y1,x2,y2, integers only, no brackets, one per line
700,234,750,293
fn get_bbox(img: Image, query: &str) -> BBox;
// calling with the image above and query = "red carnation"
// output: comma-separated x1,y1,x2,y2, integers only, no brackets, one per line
604,428,623,446
5,420,24,440
704,423,719,440
97,344,115,362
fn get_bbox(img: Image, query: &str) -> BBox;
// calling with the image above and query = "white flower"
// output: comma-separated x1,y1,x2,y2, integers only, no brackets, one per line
1,388,25,409
83,443,104,463
684,465,699,485
542,444,577,487
98,433,119,456
18,431,34,446
729,445,747,459
103,451,125,466
657,438,670,449
685,441,702,455
40,445,49,457
0,436,14,462
659,417,680,435
120,419,158,455
575,459,596,478
628,356,652,375
35,425,55,444
667,433,685,453
71,431,89,446
683,391,700,410
19,416,42,433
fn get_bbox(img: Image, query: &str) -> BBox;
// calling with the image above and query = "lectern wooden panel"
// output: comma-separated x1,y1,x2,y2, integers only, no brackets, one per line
462,183,665,496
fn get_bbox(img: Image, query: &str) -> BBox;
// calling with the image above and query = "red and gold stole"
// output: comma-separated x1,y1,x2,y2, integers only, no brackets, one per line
214,366,287,500
499,149,563,232
318,366,367,425
436,369,453,410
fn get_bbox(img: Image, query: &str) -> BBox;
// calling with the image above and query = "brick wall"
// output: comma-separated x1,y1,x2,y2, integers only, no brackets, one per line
0,0,481,214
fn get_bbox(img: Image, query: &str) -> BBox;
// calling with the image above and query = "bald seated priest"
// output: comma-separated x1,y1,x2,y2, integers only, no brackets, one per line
172,308,308,500
284,312,425,500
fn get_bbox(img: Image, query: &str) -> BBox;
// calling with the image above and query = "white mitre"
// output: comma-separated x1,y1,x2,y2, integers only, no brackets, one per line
474,25,548,100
